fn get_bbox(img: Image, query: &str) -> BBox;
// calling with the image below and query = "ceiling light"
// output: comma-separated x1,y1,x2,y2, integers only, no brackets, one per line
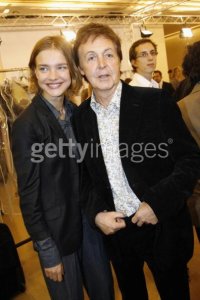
3,8,10,14
179,27,193,38
61,30,76,42
2,4,11,14
140,26,153,38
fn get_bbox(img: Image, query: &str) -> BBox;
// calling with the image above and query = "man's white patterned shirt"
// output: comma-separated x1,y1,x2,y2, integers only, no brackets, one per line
90,81,141,216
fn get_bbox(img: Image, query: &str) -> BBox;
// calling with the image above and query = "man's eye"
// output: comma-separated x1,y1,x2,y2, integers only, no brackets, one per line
105,53,113,58
88,55,96,62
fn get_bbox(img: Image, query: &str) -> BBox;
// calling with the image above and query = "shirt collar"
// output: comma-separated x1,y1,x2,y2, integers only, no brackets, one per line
40,93,72,120
132,73,159,88
159,80,163,89
90,81,122,111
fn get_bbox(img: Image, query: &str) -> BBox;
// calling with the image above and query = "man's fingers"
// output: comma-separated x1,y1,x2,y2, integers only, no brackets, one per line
131,215,138,224
131,215,144,227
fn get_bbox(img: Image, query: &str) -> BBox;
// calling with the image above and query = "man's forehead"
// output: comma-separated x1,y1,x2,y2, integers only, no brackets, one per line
136,43,155,51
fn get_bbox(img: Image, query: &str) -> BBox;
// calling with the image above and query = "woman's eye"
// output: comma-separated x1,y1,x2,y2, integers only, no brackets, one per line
39,66,48,72
58,65,68,70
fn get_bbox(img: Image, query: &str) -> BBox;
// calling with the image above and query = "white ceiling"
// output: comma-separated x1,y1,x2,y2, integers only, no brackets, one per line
0,0,200,28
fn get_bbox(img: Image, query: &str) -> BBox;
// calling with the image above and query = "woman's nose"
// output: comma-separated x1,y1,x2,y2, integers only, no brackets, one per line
48,69,57,79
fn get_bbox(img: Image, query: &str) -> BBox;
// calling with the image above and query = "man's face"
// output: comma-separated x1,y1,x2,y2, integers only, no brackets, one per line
153,72,162,83
131,42,157,79
78,35,121,95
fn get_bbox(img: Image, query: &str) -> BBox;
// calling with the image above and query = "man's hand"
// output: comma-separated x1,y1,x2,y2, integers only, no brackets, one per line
131,202,158,227
95,211,126,235
44,263,64,282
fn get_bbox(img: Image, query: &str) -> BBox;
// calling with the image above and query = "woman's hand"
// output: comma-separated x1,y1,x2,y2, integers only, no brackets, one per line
44,263,64,282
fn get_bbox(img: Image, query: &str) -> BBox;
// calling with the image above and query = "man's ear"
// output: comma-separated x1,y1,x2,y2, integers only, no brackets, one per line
78,66,85,76
131,59,137,70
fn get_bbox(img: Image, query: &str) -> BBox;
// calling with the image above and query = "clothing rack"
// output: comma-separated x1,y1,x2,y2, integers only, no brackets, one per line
0,164,6,219
0,67,28,73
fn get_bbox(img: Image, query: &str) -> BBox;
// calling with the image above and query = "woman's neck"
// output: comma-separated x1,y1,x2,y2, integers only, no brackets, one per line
42,93,65,111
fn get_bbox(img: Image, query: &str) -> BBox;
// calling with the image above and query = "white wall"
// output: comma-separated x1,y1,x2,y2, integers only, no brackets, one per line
0,24,169,82
114,24,169,81
0,28,60,82
165,26,200,71
149,25,169,82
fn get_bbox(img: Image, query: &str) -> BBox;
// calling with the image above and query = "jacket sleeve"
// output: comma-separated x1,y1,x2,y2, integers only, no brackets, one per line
80,161,110,227
72,112,111,226
11,115,51,241
142,94,200,221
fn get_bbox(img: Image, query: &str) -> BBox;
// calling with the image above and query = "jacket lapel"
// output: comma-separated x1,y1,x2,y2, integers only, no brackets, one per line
81,102,111,186
81,83,144,186
82,104,100,145
33,95,68,141
82,83,143,145
119,82,143,144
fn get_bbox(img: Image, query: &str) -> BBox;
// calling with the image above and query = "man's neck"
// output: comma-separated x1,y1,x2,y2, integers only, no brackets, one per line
137,71,152,82
93,86,118,108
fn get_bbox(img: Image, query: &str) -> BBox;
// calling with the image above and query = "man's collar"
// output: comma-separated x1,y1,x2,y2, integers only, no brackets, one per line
91,81,122,109
133,73,159,88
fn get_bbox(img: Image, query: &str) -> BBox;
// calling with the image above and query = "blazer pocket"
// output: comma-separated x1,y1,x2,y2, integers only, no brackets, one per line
44,206,61,220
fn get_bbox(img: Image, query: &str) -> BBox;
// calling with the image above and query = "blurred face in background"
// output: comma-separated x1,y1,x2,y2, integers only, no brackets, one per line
153,72,162,83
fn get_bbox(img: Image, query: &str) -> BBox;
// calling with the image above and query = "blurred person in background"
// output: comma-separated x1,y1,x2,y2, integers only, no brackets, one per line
170,66,184,90
153,70,174,97
178,41,200,242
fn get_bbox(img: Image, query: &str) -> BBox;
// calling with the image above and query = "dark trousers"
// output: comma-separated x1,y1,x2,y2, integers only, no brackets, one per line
40,252,84,300
107,218,190,300
80,215,115,300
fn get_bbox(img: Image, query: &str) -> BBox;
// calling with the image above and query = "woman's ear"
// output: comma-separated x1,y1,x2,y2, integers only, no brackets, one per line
78,66,85,76
34,68,39,80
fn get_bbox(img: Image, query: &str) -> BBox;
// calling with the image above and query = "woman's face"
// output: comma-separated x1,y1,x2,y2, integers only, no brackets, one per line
35,48,71,101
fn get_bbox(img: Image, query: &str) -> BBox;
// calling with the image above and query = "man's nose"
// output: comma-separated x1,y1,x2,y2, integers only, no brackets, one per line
97,56,106,68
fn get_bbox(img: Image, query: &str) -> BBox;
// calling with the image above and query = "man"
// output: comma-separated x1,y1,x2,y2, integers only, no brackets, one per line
129,38,159,88
153,69,175,96
73,23,200,300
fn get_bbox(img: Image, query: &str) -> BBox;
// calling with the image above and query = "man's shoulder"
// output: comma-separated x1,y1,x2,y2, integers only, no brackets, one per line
123,81,162,99
163,81,171,86
73,98,91,120
126,84,175,113
78,98,91,111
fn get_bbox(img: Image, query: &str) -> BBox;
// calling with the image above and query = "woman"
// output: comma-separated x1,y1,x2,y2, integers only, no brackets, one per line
178,41,200,241
171,66,184,90
11,36,83,300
